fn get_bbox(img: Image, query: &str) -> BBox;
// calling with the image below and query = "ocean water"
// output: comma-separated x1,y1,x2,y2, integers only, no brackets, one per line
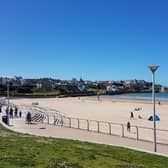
99,93,168,101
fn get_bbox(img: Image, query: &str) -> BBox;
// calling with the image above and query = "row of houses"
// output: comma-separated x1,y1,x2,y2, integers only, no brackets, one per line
98,79,162,93
0,77,87,92
0,77,167,93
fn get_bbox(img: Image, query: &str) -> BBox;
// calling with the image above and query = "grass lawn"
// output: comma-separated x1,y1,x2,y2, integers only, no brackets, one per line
33,89,61,96
0,124,168,168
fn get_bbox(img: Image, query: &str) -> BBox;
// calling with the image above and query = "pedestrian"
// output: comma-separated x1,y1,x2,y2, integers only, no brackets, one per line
14,106,18,117
138,114,142,119
6,107,9,115
26,112,32,124
10,108,13,119
19,111,22,118
158,101,161,105
0,105,2,113
127,121,131,132
130,112,134,119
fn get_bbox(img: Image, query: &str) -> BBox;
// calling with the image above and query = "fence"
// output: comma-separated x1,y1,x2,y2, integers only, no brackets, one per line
38,113,168,145
6,103,168,146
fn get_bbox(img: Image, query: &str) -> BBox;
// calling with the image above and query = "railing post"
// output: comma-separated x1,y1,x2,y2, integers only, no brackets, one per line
54,115,56,125
61,116,63,127
42,115,44,123
136,126,139,140
97,121,100,133
69,118,71,128
47,115,49,124
87,120,89,131
78,119,80,129
108,122,111,135
121,124,124,137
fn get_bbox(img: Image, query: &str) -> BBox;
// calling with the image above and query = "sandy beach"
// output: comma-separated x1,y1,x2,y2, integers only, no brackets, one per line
9,96,168,146
10,96,168,128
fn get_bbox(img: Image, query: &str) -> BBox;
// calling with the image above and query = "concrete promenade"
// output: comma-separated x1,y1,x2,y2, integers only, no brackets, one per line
0,111,168,157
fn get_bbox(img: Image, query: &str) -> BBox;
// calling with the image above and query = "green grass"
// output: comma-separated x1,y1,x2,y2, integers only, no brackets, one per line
0,124,168,168
32,89,61,96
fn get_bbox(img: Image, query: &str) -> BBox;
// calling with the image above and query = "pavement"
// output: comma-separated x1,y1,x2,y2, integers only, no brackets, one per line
0,107,168,157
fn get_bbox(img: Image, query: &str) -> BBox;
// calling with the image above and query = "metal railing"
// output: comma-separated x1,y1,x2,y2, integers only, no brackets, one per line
38,113,168,145
6,103,168,146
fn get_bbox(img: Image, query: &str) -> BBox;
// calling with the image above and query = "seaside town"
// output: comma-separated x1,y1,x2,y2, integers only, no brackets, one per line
0,76,168,96
1,0,168,167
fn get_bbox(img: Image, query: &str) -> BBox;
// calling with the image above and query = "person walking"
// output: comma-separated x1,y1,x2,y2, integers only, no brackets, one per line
0,105,2,113
26,112,32,124
127,121,131,132
14,106,18,117
10,108,13,119
19,111,22,118
130,112,134,120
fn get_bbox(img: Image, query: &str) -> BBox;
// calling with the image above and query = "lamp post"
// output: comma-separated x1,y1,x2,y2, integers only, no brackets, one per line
7,82,10,125
148,66,159,152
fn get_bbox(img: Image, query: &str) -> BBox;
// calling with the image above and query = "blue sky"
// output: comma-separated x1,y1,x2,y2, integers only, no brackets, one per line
1,0,168,85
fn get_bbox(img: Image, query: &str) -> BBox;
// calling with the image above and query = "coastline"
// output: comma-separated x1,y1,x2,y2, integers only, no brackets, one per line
84,95,168,105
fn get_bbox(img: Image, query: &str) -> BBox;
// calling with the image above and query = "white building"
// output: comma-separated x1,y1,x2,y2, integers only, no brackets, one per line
106,85,119,92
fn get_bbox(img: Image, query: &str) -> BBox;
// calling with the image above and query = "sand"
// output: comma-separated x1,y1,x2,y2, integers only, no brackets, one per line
10,97,168,128
10,97,168,145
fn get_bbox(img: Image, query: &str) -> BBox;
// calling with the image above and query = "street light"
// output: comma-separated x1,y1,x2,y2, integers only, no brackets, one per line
148,65,159,152
7,82,10,125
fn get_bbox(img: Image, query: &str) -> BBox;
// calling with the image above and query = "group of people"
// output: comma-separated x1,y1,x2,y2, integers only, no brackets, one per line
127,107,143,132
6,106,22,119
1,103,32,125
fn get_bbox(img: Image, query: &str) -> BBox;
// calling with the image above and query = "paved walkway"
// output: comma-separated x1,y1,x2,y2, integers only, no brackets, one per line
0,112,168,157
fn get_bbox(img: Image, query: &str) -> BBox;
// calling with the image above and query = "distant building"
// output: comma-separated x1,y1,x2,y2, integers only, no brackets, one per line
124,80,146,91
11,76,24,87
160,86,168,93
106,85,119,92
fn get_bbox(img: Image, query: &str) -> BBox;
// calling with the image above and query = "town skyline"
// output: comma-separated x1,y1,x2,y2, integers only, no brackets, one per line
0,75,166,96
0,75,163,86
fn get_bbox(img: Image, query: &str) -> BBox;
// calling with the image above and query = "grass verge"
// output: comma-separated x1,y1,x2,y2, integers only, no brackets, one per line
0,124,168,168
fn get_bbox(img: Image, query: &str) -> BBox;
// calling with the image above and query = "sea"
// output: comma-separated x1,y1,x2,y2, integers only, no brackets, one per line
99,93,168,101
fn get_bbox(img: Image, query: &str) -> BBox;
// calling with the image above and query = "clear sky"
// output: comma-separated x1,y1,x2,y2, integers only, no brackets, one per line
1,0,168,85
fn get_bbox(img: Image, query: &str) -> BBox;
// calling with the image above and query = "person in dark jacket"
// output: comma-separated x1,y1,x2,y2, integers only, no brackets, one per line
19,111,22,118
26,112,32,124
10,108,13,119
14,106,18,117
127,121,131,132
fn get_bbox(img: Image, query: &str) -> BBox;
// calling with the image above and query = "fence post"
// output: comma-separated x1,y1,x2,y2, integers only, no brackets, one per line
121,124,124,137
108,122,111,135
42,115,44,123
136,126,139,140
61,116,63,127
87,120,89,131
69,118,71,128
47,115,49,124
78,119,80,129
97,121,100,133
54,115,56,125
